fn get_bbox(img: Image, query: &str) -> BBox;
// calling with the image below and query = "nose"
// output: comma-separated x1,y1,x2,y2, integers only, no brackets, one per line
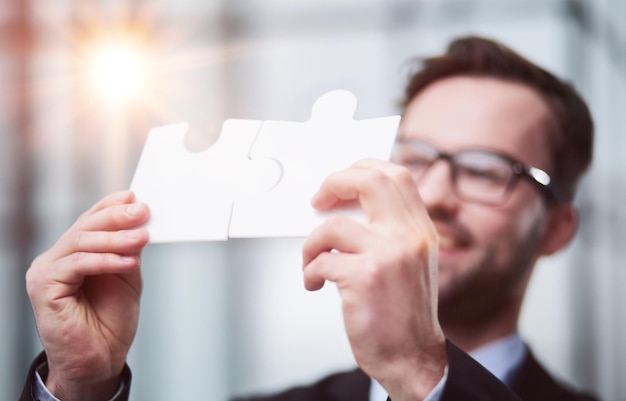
416,159,459,213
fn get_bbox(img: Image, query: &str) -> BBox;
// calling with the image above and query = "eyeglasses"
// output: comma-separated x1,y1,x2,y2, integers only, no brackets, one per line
392,139,561,206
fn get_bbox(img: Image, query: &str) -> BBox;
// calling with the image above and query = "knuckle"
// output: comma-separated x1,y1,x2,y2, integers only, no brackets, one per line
68,250,84,265
112,205,129,226
364,168,388,186
98,252,112,266
24,267,40,296
68,250,109,269
25,255,46,294
358,254,385,286
394,166,416,188
66,229,86,251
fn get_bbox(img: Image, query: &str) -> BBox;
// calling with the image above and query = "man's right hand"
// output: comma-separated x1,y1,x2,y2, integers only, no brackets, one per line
302,159,446,401
26,190,150,401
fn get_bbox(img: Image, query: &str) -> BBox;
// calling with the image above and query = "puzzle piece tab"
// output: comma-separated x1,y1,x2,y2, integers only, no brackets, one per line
229,90,400,238
130,90,400,242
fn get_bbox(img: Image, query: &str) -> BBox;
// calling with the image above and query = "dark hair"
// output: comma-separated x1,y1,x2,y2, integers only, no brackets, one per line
402,36,593,202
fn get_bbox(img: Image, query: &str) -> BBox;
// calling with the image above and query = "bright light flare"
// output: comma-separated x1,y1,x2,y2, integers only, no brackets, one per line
92,46,145,100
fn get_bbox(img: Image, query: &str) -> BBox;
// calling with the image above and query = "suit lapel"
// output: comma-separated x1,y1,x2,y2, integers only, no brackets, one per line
326,368,371,401
509,350,568,400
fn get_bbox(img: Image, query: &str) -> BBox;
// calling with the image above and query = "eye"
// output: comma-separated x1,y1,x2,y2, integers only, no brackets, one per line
392,143,435,168
456,153,512,187
406,152,432,167
459,165,508,185
397,153,434,178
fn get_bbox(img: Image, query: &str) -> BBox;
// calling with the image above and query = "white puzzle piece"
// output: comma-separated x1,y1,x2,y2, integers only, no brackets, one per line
130,120,280,242
229,90,400,237
130,89,400,242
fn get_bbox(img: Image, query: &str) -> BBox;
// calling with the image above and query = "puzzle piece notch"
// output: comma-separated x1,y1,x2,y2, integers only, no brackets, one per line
130,120,281,242
228,89,400,238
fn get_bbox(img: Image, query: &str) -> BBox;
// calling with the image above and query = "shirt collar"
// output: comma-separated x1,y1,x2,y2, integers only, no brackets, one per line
369,333,527,401
468,332,527,385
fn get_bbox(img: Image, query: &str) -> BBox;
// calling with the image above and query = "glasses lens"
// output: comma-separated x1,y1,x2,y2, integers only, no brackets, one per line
392,141,438,181
454,152,513,204
392,140,519,205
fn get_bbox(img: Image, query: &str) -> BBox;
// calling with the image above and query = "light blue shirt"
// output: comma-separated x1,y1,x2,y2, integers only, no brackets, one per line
369,333,527,401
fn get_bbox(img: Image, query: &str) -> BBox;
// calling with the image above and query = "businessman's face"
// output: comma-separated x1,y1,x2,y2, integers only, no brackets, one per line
397,76,556,325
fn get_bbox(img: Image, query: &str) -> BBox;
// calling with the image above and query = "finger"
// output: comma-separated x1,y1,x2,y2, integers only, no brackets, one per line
302,215,371,267
312,159,422,223
35,201,149,267
72,202,150,233
303,251,358,291
26,252,141,301
58,228,150,258
351,159,425,210
56,252,141,282
82,190,137,217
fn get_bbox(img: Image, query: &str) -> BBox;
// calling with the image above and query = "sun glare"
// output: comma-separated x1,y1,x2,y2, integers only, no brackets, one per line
39,1,248,124
92,46,145,100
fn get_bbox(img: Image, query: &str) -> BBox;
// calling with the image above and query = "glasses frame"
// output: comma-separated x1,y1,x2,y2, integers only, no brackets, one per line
393,139,562,205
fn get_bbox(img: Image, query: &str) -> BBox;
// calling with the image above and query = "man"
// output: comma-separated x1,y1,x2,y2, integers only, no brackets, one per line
234,36,597,401
20,36,597,401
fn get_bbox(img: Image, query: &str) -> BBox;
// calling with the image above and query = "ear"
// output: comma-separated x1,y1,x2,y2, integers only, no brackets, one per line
540,204,578,256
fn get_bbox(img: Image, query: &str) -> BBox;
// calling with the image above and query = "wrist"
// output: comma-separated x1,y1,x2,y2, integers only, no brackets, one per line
381,339,448,401
44,367,123,401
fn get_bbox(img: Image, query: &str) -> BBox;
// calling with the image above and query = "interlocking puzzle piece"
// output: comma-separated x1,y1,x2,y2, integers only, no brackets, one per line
129,120,280,242
130,90,400,243
229,90,400,237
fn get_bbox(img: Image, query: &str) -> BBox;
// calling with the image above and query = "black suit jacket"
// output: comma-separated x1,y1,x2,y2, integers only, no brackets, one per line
19,342,597,401
235,343,598,401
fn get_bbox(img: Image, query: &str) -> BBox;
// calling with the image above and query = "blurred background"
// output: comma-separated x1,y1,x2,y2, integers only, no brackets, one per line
1,0,625,399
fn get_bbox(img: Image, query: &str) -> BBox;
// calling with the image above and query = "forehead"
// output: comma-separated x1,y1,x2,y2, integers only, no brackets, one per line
400,76,552,168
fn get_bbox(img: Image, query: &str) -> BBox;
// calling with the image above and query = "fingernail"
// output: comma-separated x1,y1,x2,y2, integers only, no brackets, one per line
127,204,141,216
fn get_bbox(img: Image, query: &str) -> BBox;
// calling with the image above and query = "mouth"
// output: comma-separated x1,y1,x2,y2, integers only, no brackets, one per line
435,225,470,252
